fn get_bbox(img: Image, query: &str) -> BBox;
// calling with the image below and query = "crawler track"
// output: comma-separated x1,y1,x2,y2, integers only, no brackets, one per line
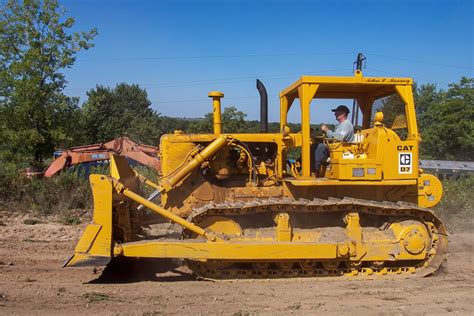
183,197,448,279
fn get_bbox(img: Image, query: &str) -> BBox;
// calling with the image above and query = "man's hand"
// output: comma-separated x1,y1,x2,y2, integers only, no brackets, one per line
321,124,329,133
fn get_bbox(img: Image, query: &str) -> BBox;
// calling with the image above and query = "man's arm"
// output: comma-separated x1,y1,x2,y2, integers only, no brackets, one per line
322,122,353,141
326,129,335,138
321,124,333,137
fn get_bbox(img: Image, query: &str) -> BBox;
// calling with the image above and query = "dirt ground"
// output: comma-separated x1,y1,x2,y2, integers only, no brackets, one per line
1,211,473,315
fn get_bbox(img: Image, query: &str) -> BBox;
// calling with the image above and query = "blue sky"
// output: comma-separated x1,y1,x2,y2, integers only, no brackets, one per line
62,0,473,123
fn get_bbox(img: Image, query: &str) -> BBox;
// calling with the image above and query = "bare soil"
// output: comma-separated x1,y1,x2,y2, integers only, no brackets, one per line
1,211,473,315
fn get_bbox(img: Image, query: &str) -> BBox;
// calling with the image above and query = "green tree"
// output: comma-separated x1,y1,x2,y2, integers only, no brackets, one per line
373,94,405,128
372,82,443,127
81,83,162,145
0,0,97,163
157,116,198,135
188,106,248,133
222,106,247,132
420,77,473,160
413,82,443,116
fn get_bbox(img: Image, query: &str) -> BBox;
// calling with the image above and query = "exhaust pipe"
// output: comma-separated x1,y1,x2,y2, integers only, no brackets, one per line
256,79,268,133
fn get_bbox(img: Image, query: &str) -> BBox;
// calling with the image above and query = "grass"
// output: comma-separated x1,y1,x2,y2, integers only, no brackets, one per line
82,292,110,303
286,303,302,310
434,176,474,232
60,213,82,225
0,162,160,216
22,238,46,243
233,312,252,316
23,219,40,225
0,168,93,214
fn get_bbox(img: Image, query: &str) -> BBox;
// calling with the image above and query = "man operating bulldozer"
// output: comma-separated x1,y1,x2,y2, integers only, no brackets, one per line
314,105,354,177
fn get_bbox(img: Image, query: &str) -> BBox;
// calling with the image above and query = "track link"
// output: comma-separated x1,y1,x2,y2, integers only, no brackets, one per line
183,197,448,279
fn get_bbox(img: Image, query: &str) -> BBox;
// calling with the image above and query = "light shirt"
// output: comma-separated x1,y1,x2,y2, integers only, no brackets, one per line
326,119,354,142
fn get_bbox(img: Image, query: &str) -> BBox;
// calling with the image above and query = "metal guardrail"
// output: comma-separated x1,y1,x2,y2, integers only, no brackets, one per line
420,160,474,178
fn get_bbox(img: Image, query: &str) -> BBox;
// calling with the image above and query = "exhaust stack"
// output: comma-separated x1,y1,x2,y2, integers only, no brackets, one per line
256,79,268,133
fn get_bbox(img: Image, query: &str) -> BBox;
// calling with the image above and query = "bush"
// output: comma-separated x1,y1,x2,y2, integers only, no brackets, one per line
35,173,91,214
0,161,159,215
0,164,93,214
434,176,474,232
61,213,82,225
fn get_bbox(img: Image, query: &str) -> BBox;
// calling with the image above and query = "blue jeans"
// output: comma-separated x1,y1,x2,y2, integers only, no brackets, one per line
314,143,329,176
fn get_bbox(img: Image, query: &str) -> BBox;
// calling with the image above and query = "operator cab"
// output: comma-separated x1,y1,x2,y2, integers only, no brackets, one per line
279,70,419,183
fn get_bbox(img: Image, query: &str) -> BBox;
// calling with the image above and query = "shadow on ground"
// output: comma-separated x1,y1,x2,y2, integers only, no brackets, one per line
89,258,197,283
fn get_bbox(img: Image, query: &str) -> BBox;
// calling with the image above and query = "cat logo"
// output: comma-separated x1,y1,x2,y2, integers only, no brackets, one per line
399,153,412,174
397,145,414,151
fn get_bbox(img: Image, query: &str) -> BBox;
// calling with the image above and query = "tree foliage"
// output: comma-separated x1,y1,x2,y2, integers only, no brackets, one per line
187,106,248,133
373,77,473,160
413,82,443,116
373,94,405,129
81,83,161,144
0,0,471,165
420,77,473,160
0,0,97,163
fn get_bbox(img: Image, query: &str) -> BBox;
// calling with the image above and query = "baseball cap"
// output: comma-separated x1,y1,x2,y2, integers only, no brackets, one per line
331,105,350,114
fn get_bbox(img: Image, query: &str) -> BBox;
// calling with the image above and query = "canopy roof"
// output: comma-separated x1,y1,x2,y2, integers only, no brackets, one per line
280,72,413,100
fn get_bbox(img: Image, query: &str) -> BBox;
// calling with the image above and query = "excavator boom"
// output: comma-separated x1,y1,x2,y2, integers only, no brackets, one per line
45,137,160,177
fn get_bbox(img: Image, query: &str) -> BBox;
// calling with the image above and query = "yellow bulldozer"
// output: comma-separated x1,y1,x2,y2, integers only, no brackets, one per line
65,70,447,279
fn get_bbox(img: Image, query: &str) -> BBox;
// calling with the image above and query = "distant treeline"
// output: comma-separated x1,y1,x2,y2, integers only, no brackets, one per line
0,0,473,219
1,78,473,170
154,76,474,163
157,114,323,136
0,0,472,170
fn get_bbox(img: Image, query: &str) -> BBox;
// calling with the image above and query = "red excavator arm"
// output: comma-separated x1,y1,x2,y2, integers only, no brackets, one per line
44,137,161,177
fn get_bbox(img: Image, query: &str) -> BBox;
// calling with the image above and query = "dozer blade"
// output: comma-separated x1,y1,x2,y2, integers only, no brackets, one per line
63,224,111,267
64,173,115,267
